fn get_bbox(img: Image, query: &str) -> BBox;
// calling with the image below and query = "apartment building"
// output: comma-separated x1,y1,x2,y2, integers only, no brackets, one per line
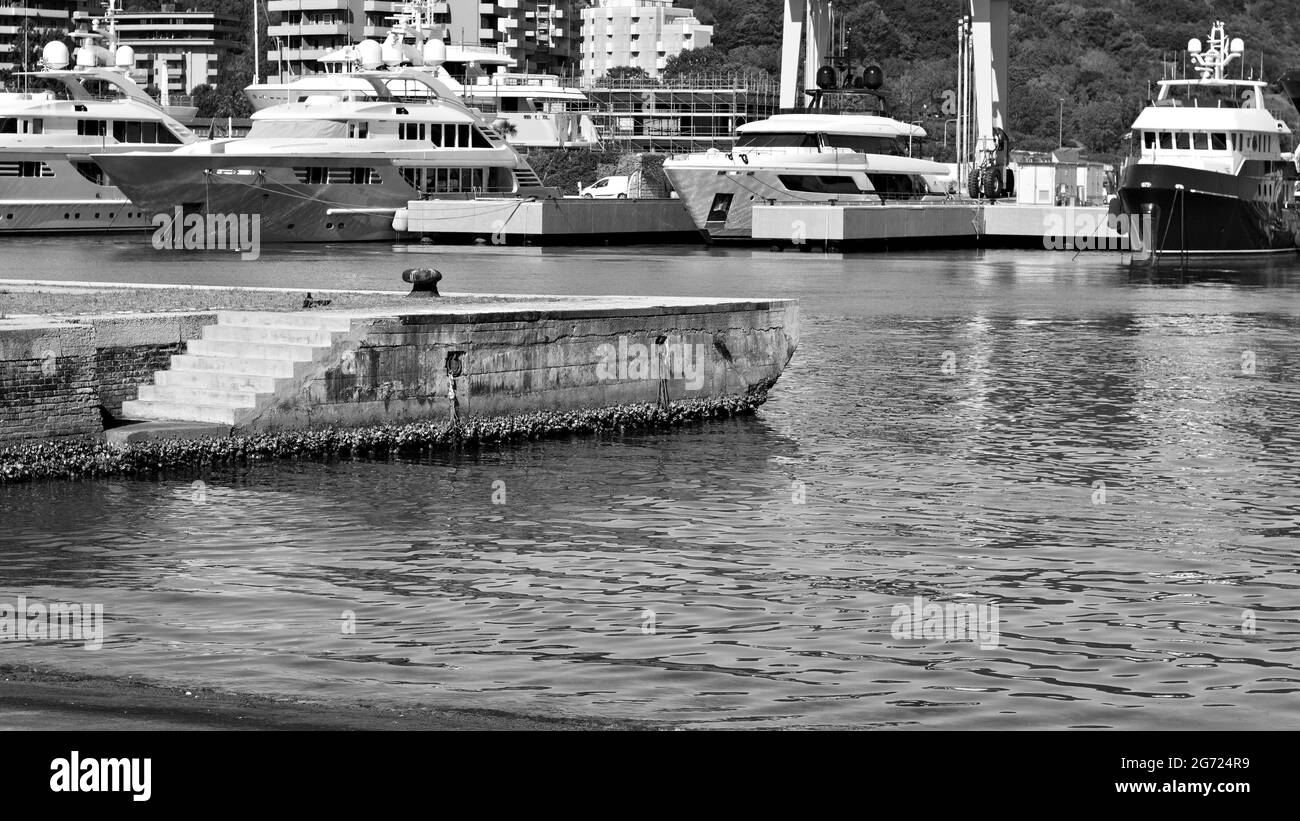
0,1,77,74
580,0,711,83
110,5,240,95
268,1,581,80
267,0,403,79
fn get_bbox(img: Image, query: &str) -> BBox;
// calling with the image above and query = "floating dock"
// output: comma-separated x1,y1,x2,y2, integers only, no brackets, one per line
398,197,699,245
397,197,1133,251
751,203,1131,250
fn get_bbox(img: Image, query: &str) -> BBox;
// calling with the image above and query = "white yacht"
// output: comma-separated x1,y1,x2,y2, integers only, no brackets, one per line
0,23,198,233
663,113,949,241
1112,21,1299,254
94,56,553,243
246,1,595,148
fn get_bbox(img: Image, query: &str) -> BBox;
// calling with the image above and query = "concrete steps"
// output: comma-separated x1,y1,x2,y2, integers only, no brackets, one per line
121,310,352,426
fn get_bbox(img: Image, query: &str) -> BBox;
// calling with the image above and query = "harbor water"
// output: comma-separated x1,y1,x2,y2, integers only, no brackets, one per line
2,237,1299,729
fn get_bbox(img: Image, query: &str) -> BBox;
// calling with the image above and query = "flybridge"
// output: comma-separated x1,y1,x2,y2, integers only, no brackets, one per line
1154,22,1268,104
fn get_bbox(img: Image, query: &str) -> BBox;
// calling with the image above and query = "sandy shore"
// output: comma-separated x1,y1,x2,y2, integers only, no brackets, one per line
0,665,651,731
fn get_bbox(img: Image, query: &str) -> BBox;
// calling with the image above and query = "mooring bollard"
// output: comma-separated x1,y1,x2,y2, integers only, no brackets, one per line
402,267,442,298
302,292,332,309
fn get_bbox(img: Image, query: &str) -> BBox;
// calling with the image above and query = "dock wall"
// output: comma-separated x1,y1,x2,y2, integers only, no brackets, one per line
0,313,214,445
247,300,799,433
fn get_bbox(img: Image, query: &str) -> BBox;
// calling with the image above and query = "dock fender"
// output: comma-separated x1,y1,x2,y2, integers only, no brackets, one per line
1105,196,1126,233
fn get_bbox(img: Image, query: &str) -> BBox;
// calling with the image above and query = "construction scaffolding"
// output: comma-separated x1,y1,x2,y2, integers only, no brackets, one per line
576,74,780,154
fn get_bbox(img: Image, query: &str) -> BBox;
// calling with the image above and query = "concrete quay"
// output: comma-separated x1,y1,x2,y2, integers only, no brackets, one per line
396,197,699,245
751,202,1130,250
0,289,799,447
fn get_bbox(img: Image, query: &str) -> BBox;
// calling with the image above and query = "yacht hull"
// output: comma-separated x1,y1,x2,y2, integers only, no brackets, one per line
1117,163,1300,254
93,153,434,242
664,156,946,242
0,151,168,234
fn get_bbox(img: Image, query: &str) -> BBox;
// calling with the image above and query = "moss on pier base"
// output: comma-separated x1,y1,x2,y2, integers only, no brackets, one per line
0,385,772,485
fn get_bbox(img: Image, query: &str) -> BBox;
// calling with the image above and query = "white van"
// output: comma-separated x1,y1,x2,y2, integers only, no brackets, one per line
580,175,630,199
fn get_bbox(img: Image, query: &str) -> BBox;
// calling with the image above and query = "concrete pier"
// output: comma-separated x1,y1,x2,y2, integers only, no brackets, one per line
751,202,1129,249
399,197,699,245
105,296,798,436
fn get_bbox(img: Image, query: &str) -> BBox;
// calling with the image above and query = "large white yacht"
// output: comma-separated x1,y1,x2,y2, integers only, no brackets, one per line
1111,21,1299,254
94,55,553,243
663,113,949,241
245,1,595,148
0,19,199,233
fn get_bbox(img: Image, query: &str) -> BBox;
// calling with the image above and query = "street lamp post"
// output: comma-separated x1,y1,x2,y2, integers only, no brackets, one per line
1058,98,1064,148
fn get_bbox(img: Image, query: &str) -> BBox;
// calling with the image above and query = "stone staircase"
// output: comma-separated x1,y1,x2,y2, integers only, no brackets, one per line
121,311,354,426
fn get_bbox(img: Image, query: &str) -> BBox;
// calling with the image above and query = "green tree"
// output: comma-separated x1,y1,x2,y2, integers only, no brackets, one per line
662,46,728,80
597,66,652,86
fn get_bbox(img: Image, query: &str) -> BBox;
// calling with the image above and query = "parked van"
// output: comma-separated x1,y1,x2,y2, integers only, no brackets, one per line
580,175,630,199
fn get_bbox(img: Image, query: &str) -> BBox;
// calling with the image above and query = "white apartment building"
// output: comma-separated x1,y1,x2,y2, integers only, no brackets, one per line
580,0,711,82
267,1,581,80
110,7,241,96
0,2,74,74
268,0,403,79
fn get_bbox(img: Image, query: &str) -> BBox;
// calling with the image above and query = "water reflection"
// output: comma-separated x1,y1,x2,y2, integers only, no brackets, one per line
2,245,1300,728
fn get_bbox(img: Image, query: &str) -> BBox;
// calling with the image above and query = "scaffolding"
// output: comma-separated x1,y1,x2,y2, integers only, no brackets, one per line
576,73,780,154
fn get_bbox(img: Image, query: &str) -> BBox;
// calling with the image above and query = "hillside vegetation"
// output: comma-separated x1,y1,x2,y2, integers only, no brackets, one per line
687,0,1300,157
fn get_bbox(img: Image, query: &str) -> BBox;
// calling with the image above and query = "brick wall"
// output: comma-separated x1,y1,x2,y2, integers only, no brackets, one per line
0,324,101,444
0,313,215,445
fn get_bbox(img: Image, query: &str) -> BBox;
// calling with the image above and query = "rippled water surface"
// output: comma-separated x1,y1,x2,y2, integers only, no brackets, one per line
2,238,1299,728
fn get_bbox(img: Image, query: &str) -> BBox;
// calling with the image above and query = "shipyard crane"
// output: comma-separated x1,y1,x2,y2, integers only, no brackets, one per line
779,0,1012,199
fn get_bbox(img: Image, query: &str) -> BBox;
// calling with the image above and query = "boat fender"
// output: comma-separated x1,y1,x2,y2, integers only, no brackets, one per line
392,208,409,232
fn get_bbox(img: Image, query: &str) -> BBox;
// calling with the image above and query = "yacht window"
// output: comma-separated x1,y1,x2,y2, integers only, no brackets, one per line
1159,132,1173,150
1193,132,1208,150
0,161,54,178
428,125,443,147
77,119,107,137
822,134,908,155
458,124,470,147
778,175,863,195
1212,132,1228,150
73,161,107,185
735,132,821,149
865,173,925,199
471,128,492,148
0,118,14,134
1143,131,1157,150
1175,132,1190,150
399,123,426,140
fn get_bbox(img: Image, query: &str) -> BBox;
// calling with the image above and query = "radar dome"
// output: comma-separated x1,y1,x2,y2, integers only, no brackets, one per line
1230,37,1245,54
1188,38,1203,53
115,45,135,69
423,39,447,67
863,65,884,90
357,39,383,71
815,65,837,90
41,41,69,70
